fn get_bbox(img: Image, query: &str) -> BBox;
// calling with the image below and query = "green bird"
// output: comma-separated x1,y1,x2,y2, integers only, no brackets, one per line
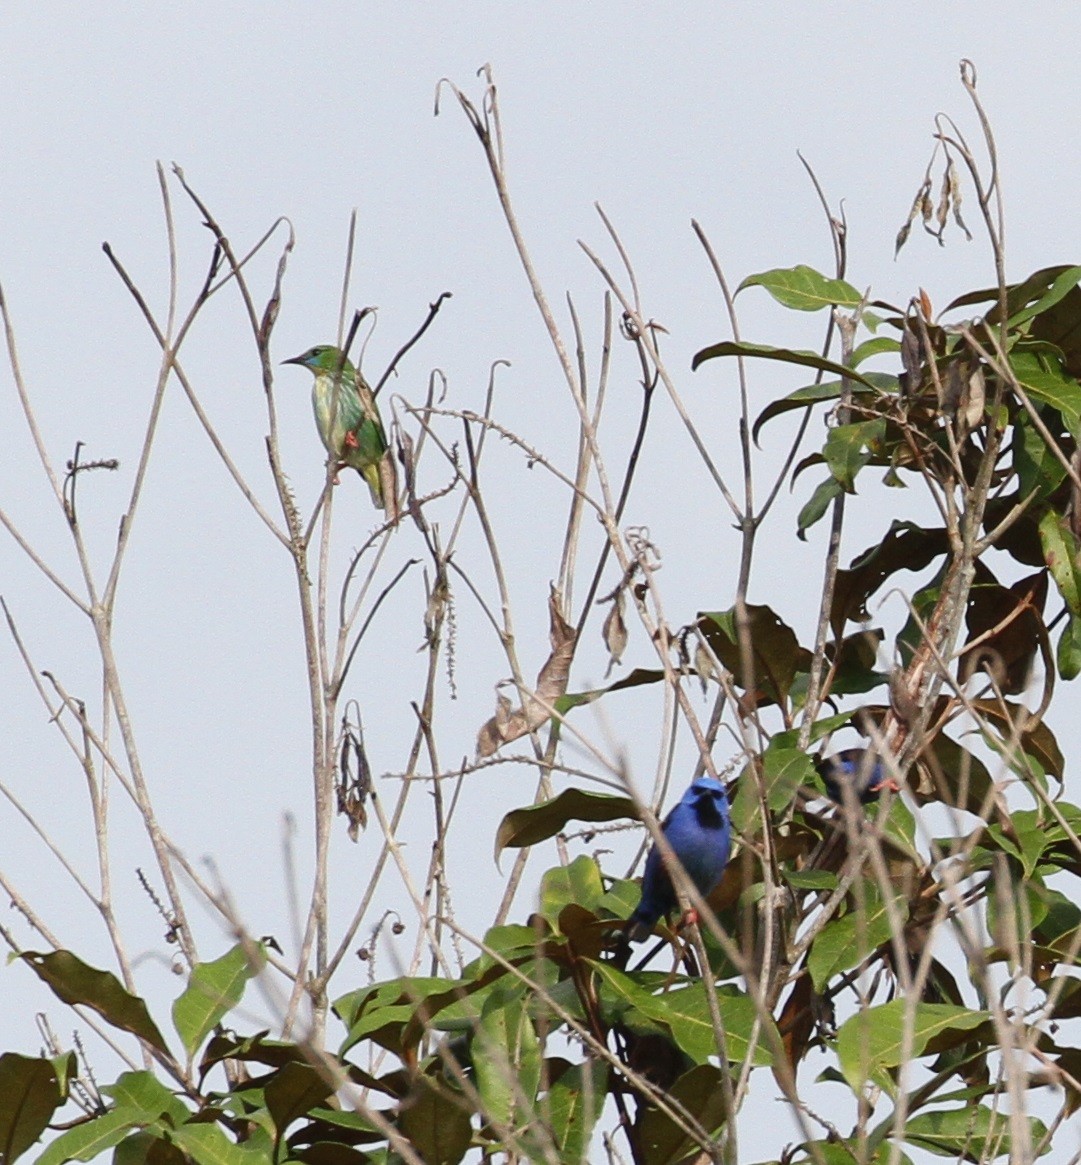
282,344,390,509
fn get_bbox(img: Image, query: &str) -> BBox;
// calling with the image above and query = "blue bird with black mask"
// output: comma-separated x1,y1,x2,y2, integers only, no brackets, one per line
815,748,899,807
626,777,732,943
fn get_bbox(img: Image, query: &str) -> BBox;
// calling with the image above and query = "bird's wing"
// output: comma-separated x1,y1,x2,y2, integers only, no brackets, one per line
354,374,386,438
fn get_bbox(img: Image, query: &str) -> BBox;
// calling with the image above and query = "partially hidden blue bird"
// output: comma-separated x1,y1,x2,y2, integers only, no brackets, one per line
282,344,389,509
626,777,732,943
815,748,900,807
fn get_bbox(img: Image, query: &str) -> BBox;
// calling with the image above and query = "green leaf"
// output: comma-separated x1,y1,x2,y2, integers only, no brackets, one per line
737,265,862,312
636,1064,728,1164
780,712,859,748
946,264,1081,320
172,943,264,1059
1009,349,1081,436
819,629,889,702
1030,284,1081,381
20,951,169,1055
336,973,499,1057
539,855,605,926
494,788,637,862
35,1110,137,1165
896,572,945,667
793,1142,912,1165
0,1053,66,1164
808,886,903,992
797,475,842,537
264,1061,335,1139
691,340,883,390
555,667,665,714
851,336,901,367
476,924,546,962
986,814,1050,879
905,1105,1048,1160
658,984,774,1067
986,870,1049,959
1031,886,1081,961
589,962,773,1067
878,797,919,860
473,998,541,1132
396,1078,473,1165
1007,265,1081,328
1057,613,1081,680
301,1106,385,1139
730,744,815,835
835,1000,989,1094
751,373,897,443
823,418,887,492
783,869,838,891
102,1070,188,1124
1039,510,1081,614
756,744,818,812
539,1060,607,1163
167,1124,255,1165
112,1131,187,1165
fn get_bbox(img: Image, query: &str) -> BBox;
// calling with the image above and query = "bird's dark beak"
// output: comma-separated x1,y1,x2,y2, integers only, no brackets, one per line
281,354,306,366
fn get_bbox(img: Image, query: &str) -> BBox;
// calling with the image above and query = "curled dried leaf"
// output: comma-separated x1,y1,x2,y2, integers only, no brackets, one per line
476,588,577,756
935,168,952,239
897,176,934,256
947,157,972,241
336,713,372,841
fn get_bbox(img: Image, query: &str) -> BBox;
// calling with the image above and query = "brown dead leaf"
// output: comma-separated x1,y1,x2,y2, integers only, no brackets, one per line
895,176,933,258
476,587,577,756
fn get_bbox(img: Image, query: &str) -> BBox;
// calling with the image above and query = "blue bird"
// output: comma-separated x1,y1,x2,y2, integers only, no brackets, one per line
626,777,732,943
815,748,899,807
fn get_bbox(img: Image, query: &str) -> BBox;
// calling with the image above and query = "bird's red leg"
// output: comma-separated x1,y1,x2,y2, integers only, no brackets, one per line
344,430,359,448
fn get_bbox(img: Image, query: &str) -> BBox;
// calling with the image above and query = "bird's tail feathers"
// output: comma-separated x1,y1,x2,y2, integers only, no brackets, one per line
361,462,385,510
625,919,652,944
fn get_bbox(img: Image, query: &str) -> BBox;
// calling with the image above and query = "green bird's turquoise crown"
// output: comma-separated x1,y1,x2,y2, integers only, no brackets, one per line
282,344,356,374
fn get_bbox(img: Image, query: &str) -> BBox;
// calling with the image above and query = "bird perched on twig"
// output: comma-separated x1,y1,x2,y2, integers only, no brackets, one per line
815,748,900,807
625,777,732,944
282,344,390,509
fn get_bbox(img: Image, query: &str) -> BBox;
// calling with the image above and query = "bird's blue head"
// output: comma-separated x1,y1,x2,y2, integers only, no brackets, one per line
816,747,897,806
686,777,729,826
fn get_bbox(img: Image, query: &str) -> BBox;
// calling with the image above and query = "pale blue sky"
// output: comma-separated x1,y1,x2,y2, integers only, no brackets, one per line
1,4,1078,1157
